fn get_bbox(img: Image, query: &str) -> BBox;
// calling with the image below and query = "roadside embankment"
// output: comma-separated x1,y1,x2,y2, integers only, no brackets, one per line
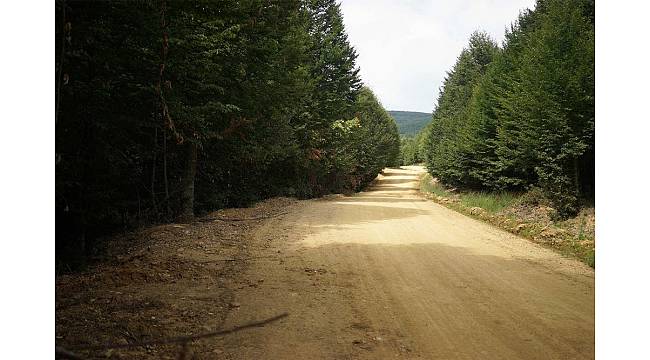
419,173,595,267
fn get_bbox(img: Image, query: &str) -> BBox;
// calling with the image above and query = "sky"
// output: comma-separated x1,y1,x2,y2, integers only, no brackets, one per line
339,0,536,113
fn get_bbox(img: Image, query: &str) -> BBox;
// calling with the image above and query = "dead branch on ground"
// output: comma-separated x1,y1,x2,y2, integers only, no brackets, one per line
198,211,288,223
68,312,288,351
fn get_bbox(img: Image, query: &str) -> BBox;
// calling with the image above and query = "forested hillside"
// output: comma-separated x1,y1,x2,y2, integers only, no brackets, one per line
55,0,400,267
388,111,431,136
408,0,594,218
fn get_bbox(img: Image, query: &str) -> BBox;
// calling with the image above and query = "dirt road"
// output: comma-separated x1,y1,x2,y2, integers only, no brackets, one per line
214,166,594,359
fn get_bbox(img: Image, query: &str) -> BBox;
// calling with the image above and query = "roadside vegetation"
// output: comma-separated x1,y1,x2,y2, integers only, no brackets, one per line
408,0,594,219
420,174,594,267
402,0,594,265
55,0,400,269
399,130,427,166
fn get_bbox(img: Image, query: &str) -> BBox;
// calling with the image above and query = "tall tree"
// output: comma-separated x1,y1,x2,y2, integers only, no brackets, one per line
496,0,594,216
55,0,396,268
424,31,498,186
421,0,594,218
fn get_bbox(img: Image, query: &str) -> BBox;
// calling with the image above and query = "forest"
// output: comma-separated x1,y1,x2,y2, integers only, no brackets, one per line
55,0,594,270
388,110,431,136
403,0,594,219
55,0,400,267
50,1,602,357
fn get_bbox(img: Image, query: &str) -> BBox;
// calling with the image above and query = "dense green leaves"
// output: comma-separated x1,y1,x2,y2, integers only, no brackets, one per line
55,0,399,267
423,31,499,187
421,0,594,218
400,128,427,166
351,87,401,185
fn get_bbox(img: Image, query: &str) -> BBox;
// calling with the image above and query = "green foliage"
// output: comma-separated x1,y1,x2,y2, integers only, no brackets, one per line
419,175,450,198
353,87,401,177
458,192,518,214
397,111,431,166
420,174,517,214
400,127,427,165
423,31,499,186
515,187,550,207
388,111,431,136
422,0,594,218
55,0,399,267
400,137,417,165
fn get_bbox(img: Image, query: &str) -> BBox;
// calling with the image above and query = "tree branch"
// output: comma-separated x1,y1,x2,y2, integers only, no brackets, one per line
198,211,288,223
69,312,288,351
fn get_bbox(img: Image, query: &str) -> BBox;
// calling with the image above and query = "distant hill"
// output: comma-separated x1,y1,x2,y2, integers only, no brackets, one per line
388,111,431,136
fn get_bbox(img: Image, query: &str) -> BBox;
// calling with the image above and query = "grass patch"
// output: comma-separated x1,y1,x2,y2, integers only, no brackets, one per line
458,191,518,214
419,176,448,197
419,174,517,213
557,239,595,268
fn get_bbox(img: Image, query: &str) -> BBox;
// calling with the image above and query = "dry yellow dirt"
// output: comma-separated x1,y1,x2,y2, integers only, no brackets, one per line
215,166,594,359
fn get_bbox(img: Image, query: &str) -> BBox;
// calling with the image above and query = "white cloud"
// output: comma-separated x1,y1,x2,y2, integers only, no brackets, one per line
339,0,536,113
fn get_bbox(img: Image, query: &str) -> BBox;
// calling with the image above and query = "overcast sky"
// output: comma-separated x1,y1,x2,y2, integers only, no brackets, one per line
339,0,536,113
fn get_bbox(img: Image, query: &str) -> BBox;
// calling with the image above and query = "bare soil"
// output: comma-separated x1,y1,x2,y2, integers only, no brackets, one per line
56,166,594,359
56,197,299,359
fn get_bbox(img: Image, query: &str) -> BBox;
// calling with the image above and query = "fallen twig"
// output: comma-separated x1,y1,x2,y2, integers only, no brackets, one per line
69,312,288,351
200,254,297,263
198,211,288,223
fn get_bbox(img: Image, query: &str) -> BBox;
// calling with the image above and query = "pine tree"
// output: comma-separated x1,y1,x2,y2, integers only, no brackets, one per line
296,0,363,195
56,0,397,267
422,0,594,218
424,31,498,186
495,0,594,216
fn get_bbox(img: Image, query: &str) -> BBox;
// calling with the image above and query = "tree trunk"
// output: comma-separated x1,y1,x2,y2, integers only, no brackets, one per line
56,0,66,126
163,128,170,214
158,0,172,217
179,142,198,220
573,157,580,197
151,127,158,214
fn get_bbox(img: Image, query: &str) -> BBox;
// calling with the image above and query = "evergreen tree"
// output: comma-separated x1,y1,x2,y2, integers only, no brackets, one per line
421,0,594,218
496,0,594,216
55,0,399,267
295,0,363,195
424,31,498,186
352,87,400,184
